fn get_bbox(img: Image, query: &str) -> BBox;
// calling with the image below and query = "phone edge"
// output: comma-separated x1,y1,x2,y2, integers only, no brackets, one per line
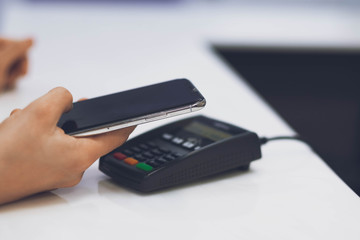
71,98,206,137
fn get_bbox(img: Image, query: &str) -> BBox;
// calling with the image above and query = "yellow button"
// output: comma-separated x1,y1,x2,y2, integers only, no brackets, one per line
124,157,138,166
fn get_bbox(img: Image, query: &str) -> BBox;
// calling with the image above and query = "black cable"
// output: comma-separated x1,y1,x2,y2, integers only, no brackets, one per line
259,135,308,145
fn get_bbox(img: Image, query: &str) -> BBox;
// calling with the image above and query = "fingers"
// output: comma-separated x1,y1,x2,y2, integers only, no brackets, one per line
20,55,29,75
5,57,26,90
27,87,73,125
77,126,136,161
2,38,33,65
0,38,32,91
0,38,14,48
0,74,6,91
62,96,134,166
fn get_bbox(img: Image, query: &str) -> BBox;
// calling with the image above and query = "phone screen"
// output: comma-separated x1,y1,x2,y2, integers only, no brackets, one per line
57,79,205,135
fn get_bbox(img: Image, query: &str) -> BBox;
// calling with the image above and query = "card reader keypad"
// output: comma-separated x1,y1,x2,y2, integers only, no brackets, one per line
108,119,227,174
111,134,193,173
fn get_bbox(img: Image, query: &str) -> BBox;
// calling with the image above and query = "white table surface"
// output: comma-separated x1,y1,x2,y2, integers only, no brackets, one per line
0,1,359,239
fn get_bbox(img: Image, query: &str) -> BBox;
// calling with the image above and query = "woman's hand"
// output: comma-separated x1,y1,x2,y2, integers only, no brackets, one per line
0,38,33,91
0,87,135,205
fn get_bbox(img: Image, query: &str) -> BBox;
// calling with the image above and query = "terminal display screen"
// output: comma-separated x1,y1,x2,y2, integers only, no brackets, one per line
184,121,232,142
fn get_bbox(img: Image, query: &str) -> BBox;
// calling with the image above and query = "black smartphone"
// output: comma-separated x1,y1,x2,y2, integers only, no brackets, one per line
57,79,206,137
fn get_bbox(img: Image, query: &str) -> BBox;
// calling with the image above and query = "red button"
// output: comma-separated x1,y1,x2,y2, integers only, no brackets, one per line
113,152,127,160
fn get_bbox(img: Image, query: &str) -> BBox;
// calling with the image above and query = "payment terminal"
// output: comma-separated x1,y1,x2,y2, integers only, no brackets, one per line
99,115,262,192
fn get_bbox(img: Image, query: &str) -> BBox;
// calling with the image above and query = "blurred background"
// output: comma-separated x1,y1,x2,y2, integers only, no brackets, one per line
1,0,360,195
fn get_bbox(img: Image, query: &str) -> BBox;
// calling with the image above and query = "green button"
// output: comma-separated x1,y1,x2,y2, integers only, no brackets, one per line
136,162,153,172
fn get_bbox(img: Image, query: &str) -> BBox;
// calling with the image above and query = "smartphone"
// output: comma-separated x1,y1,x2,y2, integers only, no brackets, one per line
57,79,206,137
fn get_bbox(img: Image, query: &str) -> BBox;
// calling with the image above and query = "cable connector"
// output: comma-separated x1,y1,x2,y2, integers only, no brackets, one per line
259,135,307,145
